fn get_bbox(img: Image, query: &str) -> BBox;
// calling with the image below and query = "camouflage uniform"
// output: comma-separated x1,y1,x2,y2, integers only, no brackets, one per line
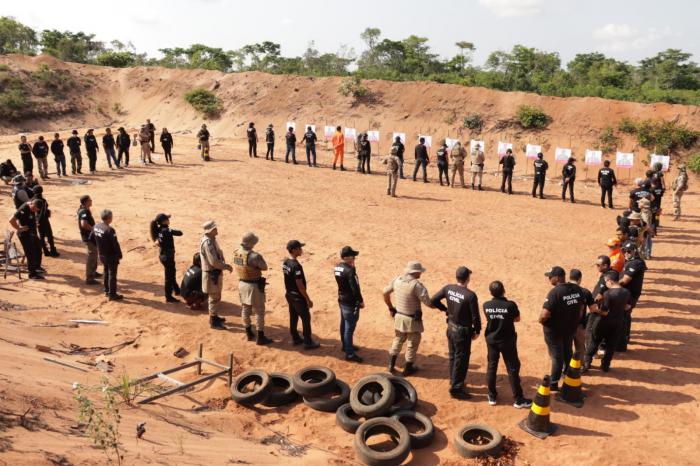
672,164,689,220
233,233,268,335
470,147,485,189
200,222,229,317
382,149,401,197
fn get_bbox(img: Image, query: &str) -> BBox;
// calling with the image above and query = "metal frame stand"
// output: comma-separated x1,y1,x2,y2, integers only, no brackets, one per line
131,343,233,405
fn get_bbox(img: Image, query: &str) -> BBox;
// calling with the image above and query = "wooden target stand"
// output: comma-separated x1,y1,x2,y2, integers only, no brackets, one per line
131,343,233,405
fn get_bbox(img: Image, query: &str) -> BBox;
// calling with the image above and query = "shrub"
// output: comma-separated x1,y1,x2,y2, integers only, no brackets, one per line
112,102,125,115
618,117,637,134
32,64,73,91
515,105,549,129
0,88,28,119
73,380,122,465
463,112,483,131
184,88,222,118
338,75,367,99
596,126,620,154
688,154,700,174
634,119,699,153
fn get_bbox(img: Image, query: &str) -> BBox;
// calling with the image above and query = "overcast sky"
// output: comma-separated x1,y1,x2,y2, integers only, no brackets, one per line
6,0,699,66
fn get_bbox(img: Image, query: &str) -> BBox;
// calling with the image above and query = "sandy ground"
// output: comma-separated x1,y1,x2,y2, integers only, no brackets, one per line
0,135,698,466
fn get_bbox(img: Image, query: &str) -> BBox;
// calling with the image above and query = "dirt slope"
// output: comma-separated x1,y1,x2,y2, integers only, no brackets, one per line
1,53,699,177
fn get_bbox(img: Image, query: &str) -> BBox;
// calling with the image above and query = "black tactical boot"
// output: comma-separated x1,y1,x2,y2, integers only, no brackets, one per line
388,355,397,373
403,362,418,376
210,315,226,330
245,326,255,341
256,331,273,346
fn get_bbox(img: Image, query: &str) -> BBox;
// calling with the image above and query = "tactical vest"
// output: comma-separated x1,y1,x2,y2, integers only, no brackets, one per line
233,249,261,280
393,276,421,314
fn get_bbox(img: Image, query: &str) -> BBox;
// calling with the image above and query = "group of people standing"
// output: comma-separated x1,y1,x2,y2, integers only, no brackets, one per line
12,119,176,178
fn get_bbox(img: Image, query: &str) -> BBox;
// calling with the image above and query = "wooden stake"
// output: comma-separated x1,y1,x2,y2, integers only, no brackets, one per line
197,343,203,375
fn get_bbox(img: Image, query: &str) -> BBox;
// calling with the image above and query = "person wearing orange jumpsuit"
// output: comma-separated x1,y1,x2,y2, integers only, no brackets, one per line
332,126,345,171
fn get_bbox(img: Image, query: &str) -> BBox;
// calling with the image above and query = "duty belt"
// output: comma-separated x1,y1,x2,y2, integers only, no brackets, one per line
448,321,472,331
396,310,418,317
240,278,261,284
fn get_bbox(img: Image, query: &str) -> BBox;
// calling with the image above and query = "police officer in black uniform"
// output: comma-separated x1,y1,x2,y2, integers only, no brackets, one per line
160,129,174,164
562,157,576,202
90,209,123,301
597,160,617,208
32,186,59,257
617,240,646,351
285,127,297,164
51,133,68,177
499,148,516,194
18,136,33,175
532,152,548,198
334,246,364,363
265,124,275,160
539,266,584,391
482,280,531,408
116,128,131,167
282,240,320,349
181,253,207,310
302,126,318,167
628,178,654,213
358,133,371,174
430,266,481,400
9,199,44,279
150,213,183,303
436,142,449,186
391,136,405,178
583,270,631,372
84,129,99,174
413,138,429,183
67,129,82,174
32,135,50,180
247,122,258,157
78,195,100,285
11,175,33,209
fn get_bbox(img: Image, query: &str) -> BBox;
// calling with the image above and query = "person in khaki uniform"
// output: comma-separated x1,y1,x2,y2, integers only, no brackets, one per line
671,163,689,220
450,141,467,188
233,232,272,345
382,147,401,197
383,261,435,376
470,143,485,190
200,220,232,330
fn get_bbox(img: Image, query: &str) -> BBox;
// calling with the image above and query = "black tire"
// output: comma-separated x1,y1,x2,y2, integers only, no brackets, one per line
350,375,396,418
453,423,503,459
231,370,272,406
336,403,364,434
304,379,350,412
354,417,411,466
391,410,434,449
262,372,299,407
386,375,417,413
293,366,336,397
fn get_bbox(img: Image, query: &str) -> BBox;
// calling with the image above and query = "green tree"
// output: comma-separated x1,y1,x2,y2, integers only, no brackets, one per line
449,41,475,74
567,52,632,88
40,30,104,63
0,16,38,54
485,45,561,92
158,44,232,71
237,41,282,71
639,49,700,90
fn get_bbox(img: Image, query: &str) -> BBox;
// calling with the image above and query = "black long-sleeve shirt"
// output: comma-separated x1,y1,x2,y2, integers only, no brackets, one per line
116,133,131,149
32,141,49,158
414,143,429,161
500,154,516,171
285,131,296,145
156,225,183,253
431,285,481,332
67,136,81,153
562,163,576,181
160,133,173,148
50,139,65,158
302,131,317,146
90,222,122,261
334,262,364,306
598,167,617,187
84,134,99,153
102,134,115,149
392,141,405,160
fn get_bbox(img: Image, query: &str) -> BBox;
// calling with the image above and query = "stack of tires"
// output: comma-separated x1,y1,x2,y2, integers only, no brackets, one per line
230,365,350,412
338,373,434,466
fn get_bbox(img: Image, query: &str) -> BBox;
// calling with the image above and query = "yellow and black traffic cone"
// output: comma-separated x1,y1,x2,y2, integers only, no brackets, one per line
556,354,584,408
518,375,557,439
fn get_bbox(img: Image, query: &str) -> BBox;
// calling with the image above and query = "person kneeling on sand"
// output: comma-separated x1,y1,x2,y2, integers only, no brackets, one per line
180,253,207,310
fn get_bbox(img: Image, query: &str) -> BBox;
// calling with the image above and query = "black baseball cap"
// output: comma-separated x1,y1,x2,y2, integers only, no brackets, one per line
545,266,566,278
286,240,305,251
155,213,170,223
340,246,359,258
456,266,472,281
